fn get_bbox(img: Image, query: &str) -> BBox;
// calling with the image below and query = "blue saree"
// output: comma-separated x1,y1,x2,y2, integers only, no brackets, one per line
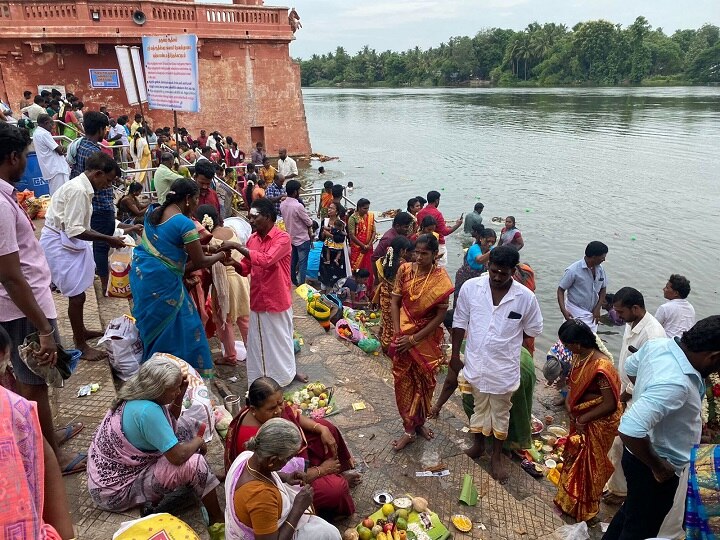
129,206,214,375
686,444,720,540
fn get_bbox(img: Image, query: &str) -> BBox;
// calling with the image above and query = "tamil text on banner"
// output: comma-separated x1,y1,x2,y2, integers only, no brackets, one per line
141,34,200,113
89,69,120,89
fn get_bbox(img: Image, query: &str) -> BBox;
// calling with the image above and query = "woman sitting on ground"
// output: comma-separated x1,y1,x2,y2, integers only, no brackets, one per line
87,355,225,538
225,377,360,518
117,182,148,224
554,319,621,522
374,235,414,353
226,417,341,539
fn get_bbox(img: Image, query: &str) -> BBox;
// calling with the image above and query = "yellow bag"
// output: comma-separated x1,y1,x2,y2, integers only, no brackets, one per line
113,514,200,539
106,247,133,298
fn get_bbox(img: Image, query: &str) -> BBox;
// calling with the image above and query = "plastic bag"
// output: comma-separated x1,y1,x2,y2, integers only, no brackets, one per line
552,522,589,540
98,315,142,380
335,318,363,343
107,247,133,298
150,352,215,442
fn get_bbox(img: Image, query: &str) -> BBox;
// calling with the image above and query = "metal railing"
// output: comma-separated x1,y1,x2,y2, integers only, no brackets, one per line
300,187,392,224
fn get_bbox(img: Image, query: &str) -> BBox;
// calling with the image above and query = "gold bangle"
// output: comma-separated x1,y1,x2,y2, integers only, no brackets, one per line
409,335,417,346
312,422,319,433
284,521,297,532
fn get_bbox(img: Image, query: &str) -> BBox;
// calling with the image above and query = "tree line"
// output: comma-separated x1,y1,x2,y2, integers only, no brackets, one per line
299,17,720,87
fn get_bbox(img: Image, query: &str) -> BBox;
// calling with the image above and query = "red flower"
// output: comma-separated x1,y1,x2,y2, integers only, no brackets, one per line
712,384,720,397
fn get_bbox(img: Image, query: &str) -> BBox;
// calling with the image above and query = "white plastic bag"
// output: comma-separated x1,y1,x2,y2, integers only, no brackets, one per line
99,315,142,380
150,352,215,442
552,522,589,540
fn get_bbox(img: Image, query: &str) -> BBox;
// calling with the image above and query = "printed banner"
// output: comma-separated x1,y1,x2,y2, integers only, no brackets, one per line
89,69,120,89
141,34,200,113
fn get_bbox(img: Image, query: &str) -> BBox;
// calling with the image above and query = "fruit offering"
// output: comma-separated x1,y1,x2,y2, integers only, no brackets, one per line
284,382,335,418
356,494,446,539
451,514,473,533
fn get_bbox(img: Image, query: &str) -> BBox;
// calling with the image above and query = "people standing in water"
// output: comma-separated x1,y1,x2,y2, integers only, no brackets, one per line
553,319,621,522
374,236,414,353
655,274,696,338
500,216,524,250
557,241,609,333
415,190,463,268
347,198,376,292
464,202,485,235
390,234,453,451
432,246,543,483
406,197,422,235
454,225,496,305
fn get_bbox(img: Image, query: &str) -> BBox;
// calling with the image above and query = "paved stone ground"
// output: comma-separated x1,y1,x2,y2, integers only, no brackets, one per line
50,283,617,539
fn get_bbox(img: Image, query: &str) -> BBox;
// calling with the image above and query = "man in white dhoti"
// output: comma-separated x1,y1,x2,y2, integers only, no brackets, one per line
557,241,608,333
33,114,70,194
40,152,125,360
232,198,308,387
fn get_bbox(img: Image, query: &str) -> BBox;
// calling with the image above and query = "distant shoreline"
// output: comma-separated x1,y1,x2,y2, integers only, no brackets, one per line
302,80,713,90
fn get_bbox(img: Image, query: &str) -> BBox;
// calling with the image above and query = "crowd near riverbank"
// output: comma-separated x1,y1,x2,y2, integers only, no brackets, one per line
1,88,719,540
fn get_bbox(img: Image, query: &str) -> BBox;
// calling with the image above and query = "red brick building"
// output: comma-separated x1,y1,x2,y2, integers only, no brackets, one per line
0,0,311,155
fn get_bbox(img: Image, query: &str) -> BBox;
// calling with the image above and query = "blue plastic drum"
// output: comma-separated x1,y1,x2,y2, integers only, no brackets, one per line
16,152,50,196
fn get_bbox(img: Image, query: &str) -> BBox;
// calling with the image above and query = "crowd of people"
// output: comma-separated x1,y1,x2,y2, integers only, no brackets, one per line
1,90,719,540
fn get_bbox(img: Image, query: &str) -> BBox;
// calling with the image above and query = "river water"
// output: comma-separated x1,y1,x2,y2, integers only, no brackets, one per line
301,87,720,354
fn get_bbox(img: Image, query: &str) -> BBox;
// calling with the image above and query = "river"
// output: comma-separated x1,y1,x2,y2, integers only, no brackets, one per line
301,87,720,355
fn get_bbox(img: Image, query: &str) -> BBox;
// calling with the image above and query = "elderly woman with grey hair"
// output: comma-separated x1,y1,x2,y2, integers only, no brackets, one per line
87,354,225,537
226,418,341,539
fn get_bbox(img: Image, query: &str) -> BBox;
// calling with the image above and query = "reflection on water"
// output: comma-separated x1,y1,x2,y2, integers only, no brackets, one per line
301,87,720,355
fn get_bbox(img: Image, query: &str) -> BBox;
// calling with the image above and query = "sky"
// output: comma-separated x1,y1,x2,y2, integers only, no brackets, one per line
283,0,720,59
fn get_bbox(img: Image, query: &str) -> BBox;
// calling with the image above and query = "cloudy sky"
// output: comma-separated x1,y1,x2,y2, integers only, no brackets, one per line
285,0,720,59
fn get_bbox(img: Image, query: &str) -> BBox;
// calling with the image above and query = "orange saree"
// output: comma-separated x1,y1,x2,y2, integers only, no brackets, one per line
554,354,622,521
348,211,375,290
388,263,454,433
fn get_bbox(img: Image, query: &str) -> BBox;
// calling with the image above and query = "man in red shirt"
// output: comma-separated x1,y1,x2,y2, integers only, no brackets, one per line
415,190,463,267
196,129,208,148
194,160,222,225
231,198,308,387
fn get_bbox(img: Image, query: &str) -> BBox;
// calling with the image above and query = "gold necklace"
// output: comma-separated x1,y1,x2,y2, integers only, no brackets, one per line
569,351,594,385
409,264,433,300
247,463,274,485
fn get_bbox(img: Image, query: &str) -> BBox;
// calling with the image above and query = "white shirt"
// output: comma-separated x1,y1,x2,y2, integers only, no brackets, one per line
43,173,94,238
207,135,218,151
618,311,666,394
21,103,46,122
33,126,70,179
655,299,696,339
453,275,543,394
277,156,298,178
109,124,129,146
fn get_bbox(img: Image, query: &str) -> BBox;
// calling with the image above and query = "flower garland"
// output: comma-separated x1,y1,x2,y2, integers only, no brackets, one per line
704,372,720,426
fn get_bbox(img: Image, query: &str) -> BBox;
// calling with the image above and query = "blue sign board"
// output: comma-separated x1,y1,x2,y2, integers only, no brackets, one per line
89,69,121,89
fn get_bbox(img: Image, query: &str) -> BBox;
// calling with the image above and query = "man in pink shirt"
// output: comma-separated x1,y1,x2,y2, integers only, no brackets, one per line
415,190,463,267
231,198,308,387
280,180,314,286
0,123,87,475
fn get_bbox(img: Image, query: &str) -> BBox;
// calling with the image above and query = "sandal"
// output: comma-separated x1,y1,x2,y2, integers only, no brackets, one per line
62,452,87,476
215,357,238,366
56,422,84,446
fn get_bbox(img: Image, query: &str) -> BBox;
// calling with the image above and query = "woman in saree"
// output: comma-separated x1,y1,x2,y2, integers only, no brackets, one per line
225,377,359,518
554,319,622,522
226,418,341,539
374,235,414,353
500,216,524,250
129,178,228,376
0,328,75,540
61,102,83,144
129,127,152,184
347,198,376,293
87,355,225,539
454,225,496,305
389,234,454,451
